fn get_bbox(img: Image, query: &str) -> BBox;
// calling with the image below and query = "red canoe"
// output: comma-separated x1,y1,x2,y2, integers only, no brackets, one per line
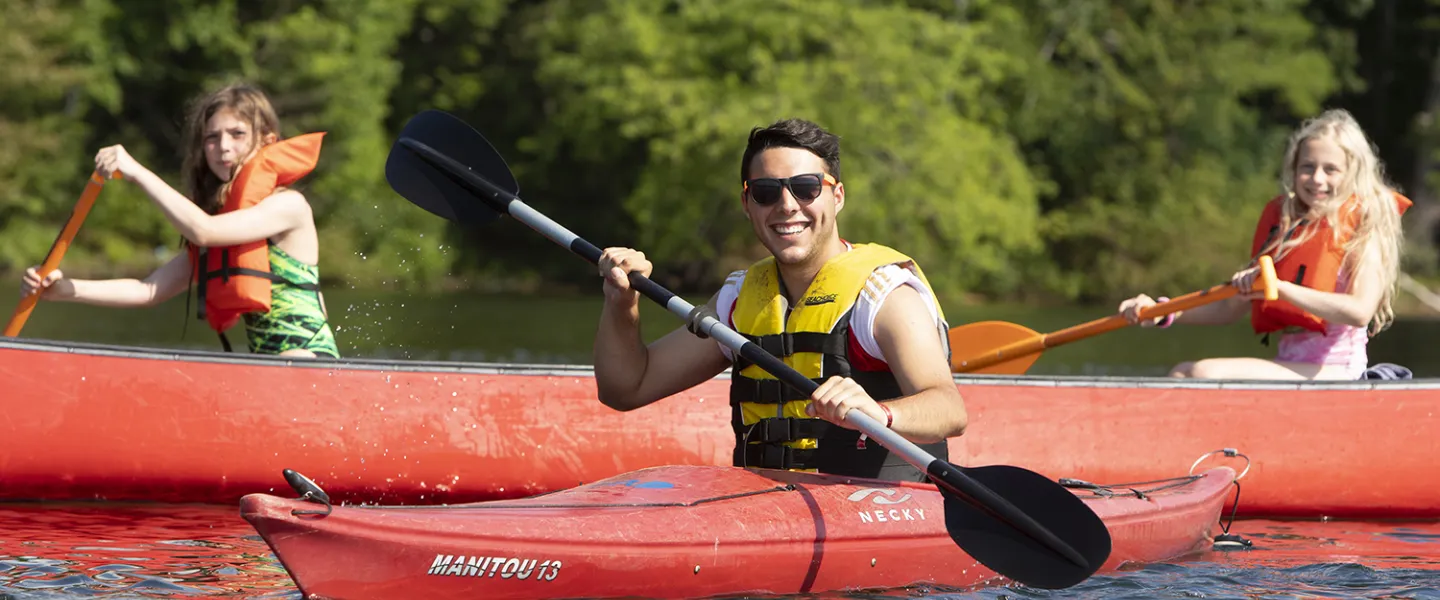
241,465,1236,599
0,338,733,504
3,337,1435,518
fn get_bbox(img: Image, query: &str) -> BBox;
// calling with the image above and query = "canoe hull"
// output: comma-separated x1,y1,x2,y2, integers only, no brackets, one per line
240,465,1235,599
4,338,1436,518
0,339,731,504
951,382,1440,519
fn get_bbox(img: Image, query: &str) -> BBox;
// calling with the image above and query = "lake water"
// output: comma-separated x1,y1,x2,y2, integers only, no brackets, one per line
1,502,1437,599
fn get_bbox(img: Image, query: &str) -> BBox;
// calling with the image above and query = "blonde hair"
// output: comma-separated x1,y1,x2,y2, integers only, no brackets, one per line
180,83,281,214
1259,109,1404,334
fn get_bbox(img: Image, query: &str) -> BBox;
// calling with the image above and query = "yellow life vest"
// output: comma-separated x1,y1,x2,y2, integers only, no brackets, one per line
729,243,949,480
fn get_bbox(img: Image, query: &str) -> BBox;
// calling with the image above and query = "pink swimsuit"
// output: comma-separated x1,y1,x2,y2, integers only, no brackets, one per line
1272,271,1369,378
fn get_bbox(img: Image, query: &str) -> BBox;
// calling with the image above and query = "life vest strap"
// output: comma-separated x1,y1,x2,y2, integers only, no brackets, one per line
197,249,210,321
737,331,846,364
731,368,902,406
741,444,818,471
731,375,824,404
747,417,830,443
194,248,320,323
198,265,320,291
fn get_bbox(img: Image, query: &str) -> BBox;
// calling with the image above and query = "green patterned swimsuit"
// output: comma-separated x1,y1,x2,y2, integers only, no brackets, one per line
242,244,340,358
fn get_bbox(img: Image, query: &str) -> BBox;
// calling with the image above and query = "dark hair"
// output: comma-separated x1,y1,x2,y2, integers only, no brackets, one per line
181,83,282,214
740,118,841,182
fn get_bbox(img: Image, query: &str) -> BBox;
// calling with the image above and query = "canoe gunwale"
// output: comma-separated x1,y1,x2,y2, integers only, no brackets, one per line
4,337,1437,390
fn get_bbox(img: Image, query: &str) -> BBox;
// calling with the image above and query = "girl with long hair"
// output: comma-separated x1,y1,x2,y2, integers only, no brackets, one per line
20,83,339,358
1118,109,1407,379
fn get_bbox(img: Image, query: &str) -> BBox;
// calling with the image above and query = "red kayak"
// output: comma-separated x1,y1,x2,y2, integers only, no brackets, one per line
241,465,1236,599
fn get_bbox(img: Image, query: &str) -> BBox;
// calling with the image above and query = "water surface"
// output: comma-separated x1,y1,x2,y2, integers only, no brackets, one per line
2,503,1437,599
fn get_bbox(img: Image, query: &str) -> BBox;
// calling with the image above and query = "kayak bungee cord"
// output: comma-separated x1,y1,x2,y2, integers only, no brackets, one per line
1191,448,1254,550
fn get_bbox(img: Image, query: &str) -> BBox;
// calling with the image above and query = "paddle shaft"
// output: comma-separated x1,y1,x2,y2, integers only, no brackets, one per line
5,171,114,337
954,285,1235,372
399,137,1090,569
954,256,1276,373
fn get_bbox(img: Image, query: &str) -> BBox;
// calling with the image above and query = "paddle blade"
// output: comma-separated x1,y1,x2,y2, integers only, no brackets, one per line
385,109,519,225
948,321,1042,374
942,465,1111,589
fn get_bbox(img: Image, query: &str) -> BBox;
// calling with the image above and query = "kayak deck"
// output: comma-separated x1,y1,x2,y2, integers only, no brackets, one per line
241,465,1235,599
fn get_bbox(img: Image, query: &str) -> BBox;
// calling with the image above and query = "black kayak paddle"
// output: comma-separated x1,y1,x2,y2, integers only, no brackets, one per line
384,109,1112,589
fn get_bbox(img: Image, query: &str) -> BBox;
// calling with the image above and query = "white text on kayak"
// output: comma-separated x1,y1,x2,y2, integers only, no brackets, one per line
858,508,927,523
427,555,561,581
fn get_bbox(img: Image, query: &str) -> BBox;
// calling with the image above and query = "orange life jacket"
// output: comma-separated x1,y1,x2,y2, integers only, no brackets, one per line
1249,192,1411,334
188,132,325,334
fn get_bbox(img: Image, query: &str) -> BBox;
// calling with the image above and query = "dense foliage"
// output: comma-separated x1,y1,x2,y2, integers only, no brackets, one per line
3,0,1437,303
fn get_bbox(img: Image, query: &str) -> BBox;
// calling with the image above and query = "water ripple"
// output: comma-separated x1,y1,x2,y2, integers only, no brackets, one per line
2,505,1439,599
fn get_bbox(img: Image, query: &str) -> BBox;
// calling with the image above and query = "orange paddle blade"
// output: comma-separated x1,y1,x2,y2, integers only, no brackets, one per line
948,321,1043,375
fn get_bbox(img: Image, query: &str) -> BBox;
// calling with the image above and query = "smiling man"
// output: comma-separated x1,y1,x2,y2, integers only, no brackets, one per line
592,118,967,482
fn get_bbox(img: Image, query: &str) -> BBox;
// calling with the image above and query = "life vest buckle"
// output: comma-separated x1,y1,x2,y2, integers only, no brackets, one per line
757,333,794,357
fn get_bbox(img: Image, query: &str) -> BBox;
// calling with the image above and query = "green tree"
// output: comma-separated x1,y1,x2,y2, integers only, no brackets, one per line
5,0,455,290
970,0,1344,300
0,0,120,276
494,0,1043,297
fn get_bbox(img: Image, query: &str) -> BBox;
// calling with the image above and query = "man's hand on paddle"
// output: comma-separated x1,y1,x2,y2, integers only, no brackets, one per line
598,247,653,310
593,246,731,412
806,376,889,431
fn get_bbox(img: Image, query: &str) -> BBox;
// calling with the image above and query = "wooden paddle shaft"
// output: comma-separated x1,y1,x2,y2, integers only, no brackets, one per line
959,256,1277,373
4,171,115,337
1043,284,1239,347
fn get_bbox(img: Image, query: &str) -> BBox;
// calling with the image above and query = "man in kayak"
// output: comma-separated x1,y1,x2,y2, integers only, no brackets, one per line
592,118,966,482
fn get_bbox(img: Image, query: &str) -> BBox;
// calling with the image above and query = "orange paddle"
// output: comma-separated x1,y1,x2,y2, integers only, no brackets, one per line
5,171,119,337
949,255,1279,374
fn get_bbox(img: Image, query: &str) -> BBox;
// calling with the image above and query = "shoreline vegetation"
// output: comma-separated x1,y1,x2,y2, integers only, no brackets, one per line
6,1,1440,308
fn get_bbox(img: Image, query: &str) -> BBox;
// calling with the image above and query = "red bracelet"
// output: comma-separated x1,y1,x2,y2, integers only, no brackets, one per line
858,404,896,450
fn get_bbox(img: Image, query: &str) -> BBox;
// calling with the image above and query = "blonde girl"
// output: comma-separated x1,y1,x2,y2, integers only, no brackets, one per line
1118,109,1406,380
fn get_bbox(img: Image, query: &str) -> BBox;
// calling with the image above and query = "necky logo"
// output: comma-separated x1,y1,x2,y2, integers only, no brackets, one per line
846,488,912,505
850,489,927,523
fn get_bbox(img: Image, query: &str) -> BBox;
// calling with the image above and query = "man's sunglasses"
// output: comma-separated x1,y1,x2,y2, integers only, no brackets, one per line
743,173,838,206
